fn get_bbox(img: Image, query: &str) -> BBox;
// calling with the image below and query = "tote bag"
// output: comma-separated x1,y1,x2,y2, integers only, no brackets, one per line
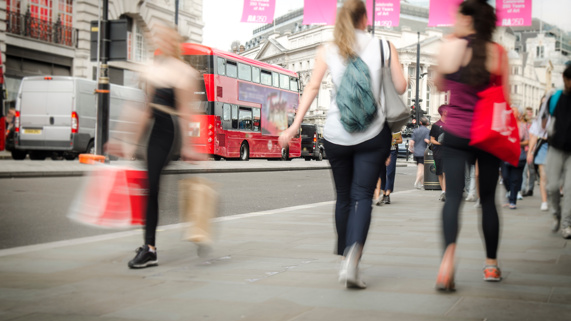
380,40,410,133
469,45,519,166
179,177,218,244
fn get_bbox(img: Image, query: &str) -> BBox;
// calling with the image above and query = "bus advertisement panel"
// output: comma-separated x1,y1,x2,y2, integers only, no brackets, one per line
238,82,299,136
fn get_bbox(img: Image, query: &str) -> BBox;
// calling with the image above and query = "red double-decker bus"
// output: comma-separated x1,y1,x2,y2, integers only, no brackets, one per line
178,43,301,160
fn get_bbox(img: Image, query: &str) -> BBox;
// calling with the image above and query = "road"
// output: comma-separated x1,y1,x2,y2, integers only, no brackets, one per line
0,165,418,249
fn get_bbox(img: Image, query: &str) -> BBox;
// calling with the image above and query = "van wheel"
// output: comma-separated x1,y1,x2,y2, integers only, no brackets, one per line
64,154,77,160
240,142,249,161
29,151,46,160
86,141,95,154
305,157,311,161
317,150,323,161
11,150,27,160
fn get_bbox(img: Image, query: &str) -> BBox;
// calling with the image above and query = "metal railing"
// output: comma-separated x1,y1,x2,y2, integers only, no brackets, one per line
6,11,78,48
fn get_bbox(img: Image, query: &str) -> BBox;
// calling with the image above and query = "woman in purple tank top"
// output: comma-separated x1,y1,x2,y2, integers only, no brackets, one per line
433,0,510,291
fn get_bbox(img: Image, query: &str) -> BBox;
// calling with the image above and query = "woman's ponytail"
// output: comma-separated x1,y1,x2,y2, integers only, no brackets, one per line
334,0,367,60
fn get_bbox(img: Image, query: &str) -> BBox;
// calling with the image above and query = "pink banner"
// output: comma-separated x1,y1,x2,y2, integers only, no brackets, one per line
496,0,532,26
303,0,337,25
241,0,276,24
428,0,463,27
367,0,400,27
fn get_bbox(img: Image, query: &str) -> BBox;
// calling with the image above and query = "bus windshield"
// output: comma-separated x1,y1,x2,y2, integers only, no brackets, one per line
183,55,213,114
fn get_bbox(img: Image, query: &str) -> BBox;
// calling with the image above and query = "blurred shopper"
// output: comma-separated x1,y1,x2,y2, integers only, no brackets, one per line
107,24,202,269
434,0,508,290
430,106,447,201
279,0,406,289
374,131,403,205
410,117,430,189
545,65,571,238
521,106,536,197
500,107,529,209
528,97,550,211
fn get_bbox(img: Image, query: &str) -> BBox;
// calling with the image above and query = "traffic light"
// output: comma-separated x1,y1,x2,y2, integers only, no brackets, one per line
410,105,416,121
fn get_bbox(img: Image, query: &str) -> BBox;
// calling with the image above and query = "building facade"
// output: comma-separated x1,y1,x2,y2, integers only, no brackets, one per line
1,0,204,108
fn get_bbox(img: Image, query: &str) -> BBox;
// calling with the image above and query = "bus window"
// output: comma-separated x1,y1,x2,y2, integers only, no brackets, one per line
290,78,299,92
261,70,272,86
252,108,261,132
226,61,238,78
272,72,279,87
280,74,289,90
252,67,260,83
223,104,231,121
239,107,253,131
232,105,238,129
238,63,251,82
185,55,213,75
217,57,226,76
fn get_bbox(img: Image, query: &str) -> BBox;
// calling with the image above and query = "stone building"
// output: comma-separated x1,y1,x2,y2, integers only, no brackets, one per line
0,0,204,107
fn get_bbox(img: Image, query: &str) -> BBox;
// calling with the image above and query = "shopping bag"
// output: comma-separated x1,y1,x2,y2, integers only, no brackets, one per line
469,85,520,166
179,177,218,244
68,166,148,228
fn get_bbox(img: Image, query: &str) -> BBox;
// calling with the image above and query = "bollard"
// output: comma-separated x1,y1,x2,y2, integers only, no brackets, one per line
424,146,441,190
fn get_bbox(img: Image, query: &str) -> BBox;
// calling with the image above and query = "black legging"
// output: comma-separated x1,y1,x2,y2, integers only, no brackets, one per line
442,131,501,259
145,109,177,247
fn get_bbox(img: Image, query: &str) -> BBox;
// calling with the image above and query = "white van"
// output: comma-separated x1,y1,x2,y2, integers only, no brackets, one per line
12,76,145,160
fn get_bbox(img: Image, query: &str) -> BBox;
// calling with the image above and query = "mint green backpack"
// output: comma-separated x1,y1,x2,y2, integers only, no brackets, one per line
336,53,378,133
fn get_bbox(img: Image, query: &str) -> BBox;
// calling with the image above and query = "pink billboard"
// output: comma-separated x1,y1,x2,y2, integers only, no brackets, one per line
241,0,276,24
303,0,337,25
428,0,463,27
496,0,532,26
367,0,400,27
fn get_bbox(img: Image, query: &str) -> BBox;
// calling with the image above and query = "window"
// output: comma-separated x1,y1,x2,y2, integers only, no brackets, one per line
31,0,53,22
253,108,261,132
226,61,238,78
231,105,238,129
239,108,253,130
238,63,251,81
536,46,544,58
217,58,226,76
134,24,146,62
252,67,260,83
261,70,272,86
406,82,413,106
223,104,231,121
272,72,279,87
290,78,299,92
280,74,290,90
408,66,415,78
58,0,73,45
7,0,21,13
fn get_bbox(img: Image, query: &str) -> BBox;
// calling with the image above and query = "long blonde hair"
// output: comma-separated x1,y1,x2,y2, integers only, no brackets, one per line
334,0,367,60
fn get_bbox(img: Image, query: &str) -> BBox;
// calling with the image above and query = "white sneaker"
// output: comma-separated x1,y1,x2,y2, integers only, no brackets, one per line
562,227,571,239
517,192,523,200
540,202,548,211
474,199,481,209
465,194,477,202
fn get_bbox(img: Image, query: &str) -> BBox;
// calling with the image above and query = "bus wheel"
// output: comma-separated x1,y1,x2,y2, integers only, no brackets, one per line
281,147,289,161
240,142,249,161
213,155,222,161
11,150,27,160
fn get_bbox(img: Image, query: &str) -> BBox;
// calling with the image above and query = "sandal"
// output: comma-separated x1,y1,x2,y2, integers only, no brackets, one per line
436,244,456,292
483,265,502,282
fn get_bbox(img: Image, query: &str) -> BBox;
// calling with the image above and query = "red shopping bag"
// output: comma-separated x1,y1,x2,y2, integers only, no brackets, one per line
68,166,148,228
469,85,520,166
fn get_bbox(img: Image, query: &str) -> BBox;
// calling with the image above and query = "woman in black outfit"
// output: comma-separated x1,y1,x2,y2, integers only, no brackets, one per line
107,25,201,269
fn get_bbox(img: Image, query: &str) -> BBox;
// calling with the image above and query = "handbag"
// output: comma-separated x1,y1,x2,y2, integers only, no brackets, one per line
67,165,148,228
179,177,218,244
469,45,520,166
380,40,410,133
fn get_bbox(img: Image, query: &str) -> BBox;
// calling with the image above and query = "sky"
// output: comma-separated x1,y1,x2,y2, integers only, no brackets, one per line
202,0,571,51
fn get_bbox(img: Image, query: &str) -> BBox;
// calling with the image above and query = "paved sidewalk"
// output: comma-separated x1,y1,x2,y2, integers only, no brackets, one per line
1,188,570,320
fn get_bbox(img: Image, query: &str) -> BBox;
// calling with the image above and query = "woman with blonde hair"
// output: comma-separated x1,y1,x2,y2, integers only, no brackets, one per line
279,0,406,288
107,24,203,268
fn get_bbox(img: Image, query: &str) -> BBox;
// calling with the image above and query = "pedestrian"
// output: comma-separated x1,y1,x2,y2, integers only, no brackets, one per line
106,24,203,269
374,131,403,205
521,106,536,197
410,117,430,189
434,0,509,290
500,107,529,209
545,65,571,238
430,105,447,201
528,97,550,211
279,0,406,289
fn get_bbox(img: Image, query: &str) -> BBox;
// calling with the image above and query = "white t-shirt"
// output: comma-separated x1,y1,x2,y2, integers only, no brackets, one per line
323,30,390,146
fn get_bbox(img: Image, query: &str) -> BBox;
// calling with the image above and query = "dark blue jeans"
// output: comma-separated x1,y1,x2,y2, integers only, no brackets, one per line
380,149,398,193
501,159,525,205
324,126,391,255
